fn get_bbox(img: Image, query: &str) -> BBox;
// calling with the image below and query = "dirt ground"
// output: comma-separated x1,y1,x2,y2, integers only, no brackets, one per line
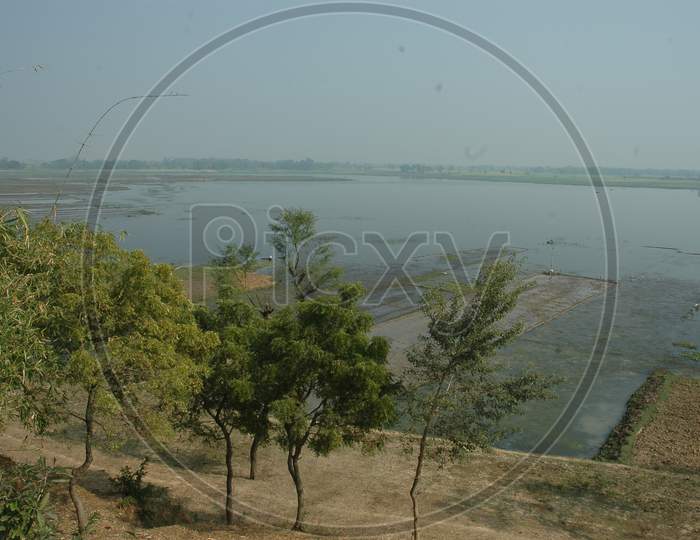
1,419,697,540
176,266,273,304
631,376,700,472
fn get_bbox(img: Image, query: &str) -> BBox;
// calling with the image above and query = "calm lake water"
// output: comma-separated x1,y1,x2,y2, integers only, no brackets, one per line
7,172,700,457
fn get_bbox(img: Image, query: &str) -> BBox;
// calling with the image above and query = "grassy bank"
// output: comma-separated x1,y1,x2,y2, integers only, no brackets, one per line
631,375,700,473
595,369,675,464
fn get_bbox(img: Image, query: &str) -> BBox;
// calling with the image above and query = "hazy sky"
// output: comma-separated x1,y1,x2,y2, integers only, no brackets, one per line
2,1,699,168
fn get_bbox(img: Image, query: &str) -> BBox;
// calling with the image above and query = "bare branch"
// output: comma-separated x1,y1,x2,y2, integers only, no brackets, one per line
51,92,188,218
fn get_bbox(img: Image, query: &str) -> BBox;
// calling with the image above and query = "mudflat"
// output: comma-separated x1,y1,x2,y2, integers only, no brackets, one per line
373,273,612,372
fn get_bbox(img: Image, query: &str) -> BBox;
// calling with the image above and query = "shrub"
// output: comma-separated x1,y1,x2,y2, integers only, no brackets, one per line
111,458,149,502
0,458,60,540
109,458,189,528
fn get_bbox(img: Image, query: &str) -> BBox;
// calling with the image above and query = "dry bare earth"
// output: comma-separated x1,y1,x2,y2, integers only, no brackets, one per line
176,266,273,305
1,420,698,540
632,377,700,473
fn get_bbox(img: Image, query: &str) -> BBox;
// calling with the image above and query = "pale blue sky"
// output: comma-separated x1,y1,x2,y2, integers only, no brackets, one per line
2,1,699,168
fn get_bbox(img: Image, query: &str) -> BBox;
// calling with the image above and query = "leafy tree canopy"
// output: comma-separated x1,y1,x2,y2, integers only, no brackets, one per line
0,209,62,433
264,283,397,530
269,208,341,302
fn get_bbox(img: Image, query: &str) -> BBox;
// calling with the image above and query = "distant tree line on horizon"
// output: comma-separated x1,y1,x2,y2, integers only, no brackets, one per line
0,158,24,169
2,156,699,179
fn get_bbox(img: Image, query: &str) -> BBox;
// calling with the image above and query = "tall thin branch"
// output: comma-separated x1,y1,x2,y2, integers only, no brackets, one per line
51,92,188,218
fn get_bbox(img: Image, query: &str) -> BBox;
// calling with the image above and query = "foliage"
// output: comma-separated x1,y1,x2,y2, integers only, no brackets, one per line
0,158,24,170
0,213,218,536
186,294,262,522
110,458,149,502
402,258,557,538
672,340,697,350
0,209,65,433
403,259,556,457
269,208,341,301
211,244,261,298
264,282,397,529
0,458,63,540
39,157,320,171
28,217,219,441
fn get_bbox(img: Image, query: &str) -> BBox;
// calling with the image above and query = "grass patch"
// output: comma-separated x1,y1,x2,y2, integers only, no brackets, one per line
595,369,676,464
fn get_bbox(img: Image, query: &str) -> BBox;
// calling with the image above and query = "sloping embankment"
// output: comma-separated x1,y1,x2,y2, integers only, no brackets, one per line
595,369,675,464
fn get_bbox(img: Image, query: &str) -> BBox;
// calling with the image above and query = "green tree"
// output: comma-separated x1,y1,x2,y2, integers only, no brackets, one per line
267,283,396,530
206,244,274,480
0,209,63,433
402,259,556,540
212,243,260,297
0,458,63,540
255,207,343,482
17,219,218,537
269,208,341,301
187,297,260,524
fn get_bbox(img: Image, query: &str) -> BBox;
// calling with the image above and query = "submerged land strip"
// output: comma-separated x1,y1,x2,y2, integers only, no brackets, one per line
373,273,612,372
175,268,613,375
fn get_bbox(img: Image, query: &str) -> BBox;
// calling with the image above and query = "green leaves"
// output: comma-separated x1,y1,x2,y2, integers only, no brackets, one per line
403,258,557,459
212,243,260,299
0,212,218,444
185,295,263,443
269,207,342,301
0,458,63,539
0,211,65,432
267,283,397,456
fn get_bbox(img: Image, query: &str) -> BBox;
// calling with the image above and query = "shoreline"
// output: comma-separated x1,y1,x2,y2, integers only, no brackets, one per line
3,168,700,191
596,369,700,473
595,369,674,464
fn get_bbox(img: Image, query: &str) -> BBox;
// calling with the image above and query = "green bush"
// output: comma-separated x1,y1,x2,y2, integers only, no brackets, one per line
111,458,149,501
109,458,189,528
0,458,61,540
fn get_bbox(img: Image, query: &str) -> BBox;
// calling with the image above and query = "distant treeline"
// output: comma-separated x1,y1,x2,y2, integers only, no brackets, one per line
39,157,327,171
0,158,25,170
2,156,699,179
398,163,700,179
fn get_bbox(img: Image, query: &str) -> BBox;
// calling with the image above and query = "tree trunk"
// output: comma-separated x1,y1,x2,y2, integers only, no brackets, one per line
409,375,447,540
287,448,304,531
249,432,261,480
224,431,235,525
409,423,431,540
70,385,97,538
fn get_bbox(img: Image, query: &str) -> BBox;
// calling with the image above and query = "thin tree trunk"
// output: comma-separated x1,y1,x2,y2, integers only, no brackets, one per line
70,385,96,538
224,431,235,525
287,447,304,531
409,423,431,540
249,432,261,480
409,374,448,540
